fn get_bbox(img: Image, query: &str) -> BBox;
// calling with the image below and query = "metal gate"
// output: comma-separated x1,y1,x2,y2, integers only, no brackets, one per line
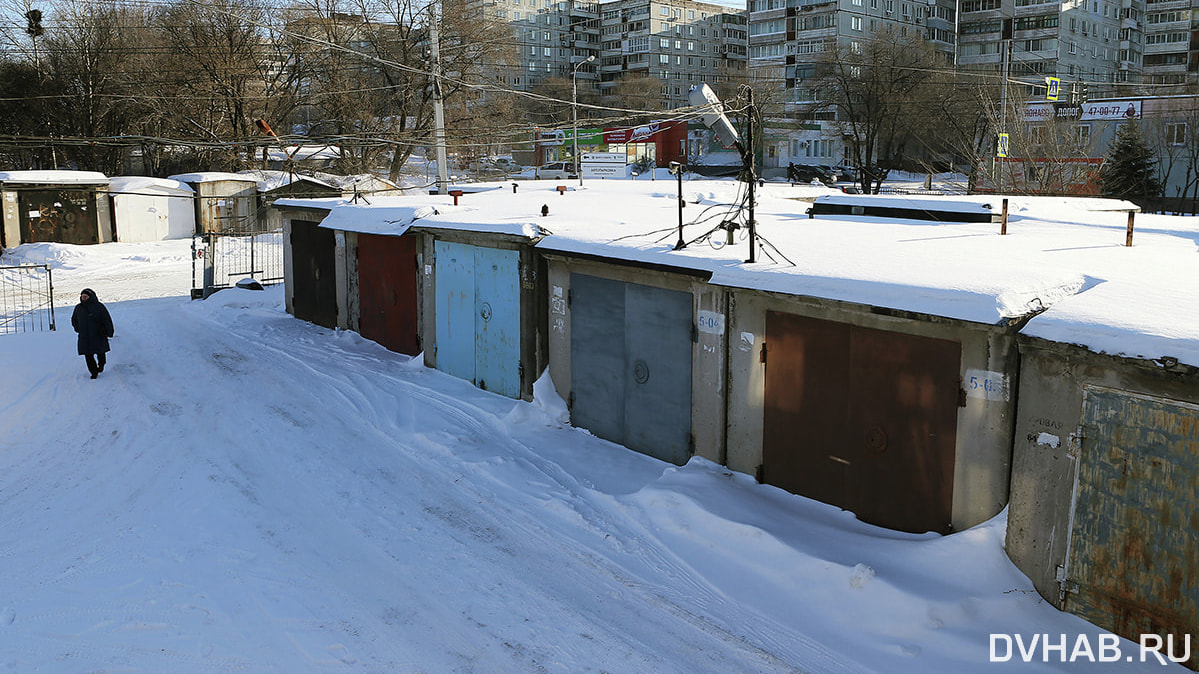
289,220,337,328
192,229,285,299
1064,387,1198,662
0,264,55,334
570,273,693,465
357,233,420,356
433,241,521,398
763,311,960,534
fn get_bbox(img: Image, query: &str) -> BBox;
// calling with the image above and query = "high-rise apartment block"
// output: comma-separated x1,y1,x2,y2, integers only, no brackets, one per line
472,0,747,107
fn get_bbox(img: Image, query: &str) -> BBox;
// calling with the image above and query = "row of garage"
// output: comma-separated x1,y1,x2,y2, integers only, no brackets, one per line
277,192,1198,666
279,200,1016,538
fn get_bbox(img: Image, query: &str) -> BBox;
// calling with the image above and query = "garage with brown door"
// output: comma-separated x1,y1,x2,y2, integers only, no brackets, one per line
723,288,1019,535
762,311,961,534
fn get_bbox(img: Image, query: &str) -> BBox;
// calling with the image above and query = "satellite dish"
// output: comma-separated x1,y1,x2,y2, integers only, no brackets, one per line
688,84,741,148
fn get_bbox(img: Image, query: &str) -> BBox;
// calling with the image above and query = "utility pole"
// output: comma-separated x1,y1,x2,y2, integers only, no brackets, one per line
745,87,757,264
998,21,1013,195
429,3,449,195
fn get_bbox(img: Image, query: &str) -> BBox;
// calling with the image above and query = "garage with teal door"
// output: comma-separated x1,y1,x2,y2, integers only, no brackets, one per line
568,272,694,465
432,239,525,399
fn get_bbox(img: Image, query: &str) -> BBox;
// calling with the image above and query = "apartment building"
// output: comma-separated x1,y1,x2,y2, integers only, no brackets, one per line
470,0,747,106
598,0,747,108
955,0,1139,98
746,0,955,168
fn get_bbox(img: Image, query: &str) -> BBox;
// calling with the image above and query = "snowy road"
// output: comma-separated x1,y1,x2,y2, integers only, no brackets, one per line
0,241,1179,672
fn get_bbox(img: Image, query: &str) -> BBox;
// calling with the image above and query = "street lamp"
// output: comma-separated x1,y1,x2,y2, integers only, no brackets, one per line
572,54,595,187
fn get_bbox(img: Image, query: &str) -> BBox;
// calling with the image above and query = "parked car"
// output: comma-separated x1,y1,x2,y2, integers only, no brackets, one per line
533,162,578,180
787,163,835,186
470,156,522,174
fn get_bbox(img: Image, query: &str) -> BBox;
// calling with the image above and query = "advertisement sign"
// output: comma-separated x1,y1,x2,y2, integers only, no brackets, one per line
604,123,662,144
563,128,603,147
581,152,626,179
1080,100,1141,121
1024,103,1082,122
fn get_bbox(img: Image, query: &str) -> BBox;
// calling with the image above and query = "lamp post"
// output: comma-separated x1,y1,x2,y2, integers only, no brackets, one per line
572,54,595,187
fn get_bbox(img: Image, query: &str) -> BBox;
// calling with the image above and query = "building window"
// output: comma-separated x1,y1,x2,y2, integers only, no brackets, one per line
1074,124,1091,144
1166,123,1187,145
851,16,862,30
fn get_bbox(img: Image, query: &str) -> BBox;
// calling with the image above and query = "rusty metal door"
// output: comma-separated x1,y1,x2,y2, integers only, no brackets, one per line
570,273,693,465
19,189,98,245
763,311,960,534
1065,387,1198,659
357,233,419,356
289,220,337,329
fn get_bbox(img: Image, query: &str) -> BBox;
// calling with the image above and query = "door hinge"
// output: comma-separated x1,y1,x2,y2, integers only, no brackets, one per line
567,391,574,409
687,433,695,455
691,323,698,343
958,388,968,407
518,361,525,383
759,341,768,364
755,463,765,483
567,288,572,307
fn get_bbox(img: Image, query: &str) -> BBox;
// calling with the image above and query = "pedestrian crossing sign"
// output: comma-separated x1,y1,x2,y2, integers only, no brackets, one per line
997,133,1009,158
1046,77,1060,101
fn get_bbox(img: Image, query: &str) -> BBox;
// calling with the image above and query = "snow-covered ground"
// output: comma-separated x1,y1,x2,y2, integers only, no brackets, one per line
0,240,1186,672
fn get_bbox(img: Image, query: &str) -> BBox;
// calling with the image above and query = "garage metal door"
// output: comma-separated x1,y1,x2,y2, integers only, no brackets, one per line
434,241,521,398
358,233,420,356
570,273,693,465
763,311,960,534
20,189,98,245
1065,387,1198,655
290,220,337,329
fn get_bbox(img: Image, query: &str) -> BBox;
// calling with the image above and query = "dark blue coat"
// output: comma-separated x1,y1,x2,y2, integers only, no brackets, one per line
71,289,113,356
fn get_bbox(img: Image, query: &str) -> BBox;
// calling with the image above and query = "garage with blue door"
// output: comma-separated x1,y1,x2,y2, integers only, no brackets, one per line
431,238,526,399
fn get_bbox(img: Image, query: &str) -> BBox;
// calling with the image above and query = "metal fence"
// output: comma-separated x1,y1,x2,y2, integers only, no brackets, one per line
0,264,55,334
191,228,285,299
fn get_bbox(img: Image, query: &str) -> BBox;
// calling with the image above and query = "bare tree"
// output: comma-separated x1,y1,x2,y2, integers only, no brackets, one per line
37,0,158,172
807,27,946,192
155,0,300,171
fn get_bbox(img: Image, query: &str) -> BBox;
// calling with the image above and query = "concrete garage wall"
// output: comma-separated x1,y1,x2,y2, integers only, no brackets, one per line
543,255,727,465
723,288,1020,532
1008,337,1199,662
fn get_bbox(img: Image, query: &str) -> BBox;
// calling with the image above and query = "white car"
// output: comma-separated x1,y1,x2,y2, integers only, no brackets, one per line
533,162,578,180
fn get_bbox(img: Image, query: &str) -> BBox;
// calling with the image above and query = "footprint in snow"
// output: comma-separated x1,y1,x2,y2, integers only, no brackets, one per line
0,607,14,626
849,563,876,589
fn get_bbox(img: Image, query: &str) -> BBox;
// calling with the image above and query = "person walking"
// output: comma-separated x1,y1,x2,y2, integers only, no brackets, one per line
71,288,114,379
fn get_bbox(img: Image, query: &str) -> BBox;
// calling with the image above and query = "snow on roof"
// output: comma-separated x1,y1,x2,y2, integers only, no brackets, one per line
313,172,400,192
273,197,346,212
236,170,338,193
290,179,1199,367
318,200,440,236
0,170,108,185
108,176,194,195
266,145,340,162
168,172,259,184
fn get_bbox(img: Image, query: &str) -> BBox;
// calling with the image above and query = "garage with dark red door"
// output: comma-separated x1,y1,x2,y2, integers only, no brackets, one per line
357,233,420,356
